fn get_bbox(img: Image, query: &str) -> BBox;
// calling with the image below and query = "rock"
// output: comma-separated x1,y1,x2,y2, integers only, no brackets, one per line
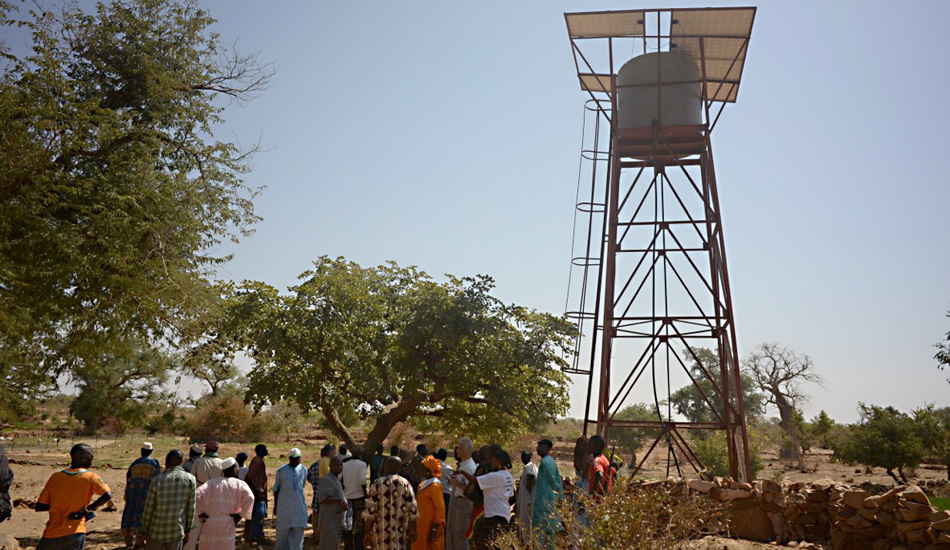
875,510,896,526
933,510,950,523
0,535,19,550
897,520,931,533
900,485,930,504
934,517,950,531
687,479,716,493
899,500,936,522
843,490,870,509
731,507,774,542
710,487,753,501
811,478,835,490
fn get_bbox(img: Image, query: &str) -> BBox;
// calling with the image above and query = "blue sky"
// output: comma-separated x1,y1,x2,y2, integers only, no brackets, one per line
9,0,950,423
210,0,950,423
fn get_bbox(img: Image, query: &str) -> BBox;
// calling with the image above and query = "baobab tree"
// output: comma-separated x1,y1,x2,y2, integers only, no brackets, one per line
742,343,823,459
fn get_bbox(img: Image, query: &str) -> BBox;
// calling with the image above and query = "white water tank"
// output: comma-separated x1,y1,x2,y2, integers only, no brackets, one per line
617,51,702,129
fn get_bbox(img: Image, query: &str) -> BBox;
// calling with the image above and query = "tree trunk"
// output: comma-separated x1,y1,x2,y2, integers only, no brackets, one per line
885,468,901,484
322,395,425,455
321,405,357,448
775,396,800,460
362,396,425,454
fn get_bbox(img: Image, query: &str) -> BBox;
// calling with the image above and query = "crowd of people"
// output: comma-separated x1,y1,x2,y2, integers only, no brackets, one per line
0,433,620,550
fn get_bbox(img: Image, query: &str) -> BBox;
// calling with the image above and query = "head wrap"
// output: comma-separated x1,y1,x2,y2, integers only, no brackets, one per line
422,455,441,477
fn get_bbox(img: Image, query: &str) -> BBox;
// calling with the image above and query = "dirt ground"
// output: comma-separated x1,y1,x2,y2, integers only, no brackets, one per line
1,439,946,550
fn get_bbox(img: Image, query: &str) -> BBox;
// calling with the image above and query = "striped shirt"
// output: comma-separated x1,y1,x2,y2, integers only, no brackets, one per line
140,466,197,543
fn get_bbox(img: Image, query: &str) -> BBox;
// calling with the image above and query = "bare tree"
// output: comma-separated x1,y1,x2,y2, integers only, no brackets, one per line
742,343,823,459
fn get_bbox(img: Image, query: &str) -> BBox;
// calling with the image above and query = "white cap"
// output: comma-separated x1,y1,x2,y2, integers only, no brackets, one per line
221,457,238,470
142,442,153,450
289,448,302,458
190,443,203,454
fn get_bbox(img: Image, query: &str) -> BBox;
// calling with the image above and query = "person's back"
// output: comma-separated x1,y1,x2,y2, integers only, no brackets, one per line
39,469,110,539
193,455,224,485
363,468,418,550
141,452,196,545
0,444,12,524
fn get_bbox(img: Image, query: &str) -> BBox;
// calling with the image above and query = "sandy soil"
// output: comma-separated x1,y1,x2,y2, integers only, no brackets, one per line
1,440,946,550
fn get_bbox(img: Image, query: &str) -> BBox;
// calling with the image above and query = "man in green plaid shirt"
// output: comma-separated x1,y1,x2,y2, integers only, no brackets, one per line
141,450,197,550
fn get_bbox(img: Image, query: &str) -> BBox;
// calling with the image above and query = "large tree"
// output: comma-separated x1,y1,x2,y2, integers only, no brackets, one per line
742,343,823,459
69,336,175,433
0,0,269,410
215,257,574,450
669,347,765,425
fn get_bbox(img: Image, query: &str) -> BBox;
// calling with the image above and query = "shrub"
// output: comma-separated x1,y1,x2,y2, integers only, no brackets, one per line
692,431,763,480
831,403,924,483
493,478,723,550
181,392,277,443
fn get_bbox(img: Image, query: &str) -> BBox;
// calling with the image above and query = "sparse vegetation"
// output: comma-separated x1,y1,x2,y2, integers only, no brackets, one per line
493,478,724,550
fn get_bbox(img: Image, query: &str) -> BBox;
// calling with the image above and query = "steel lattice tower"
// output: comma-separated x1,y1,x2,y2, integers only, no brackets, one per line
562,7,756,481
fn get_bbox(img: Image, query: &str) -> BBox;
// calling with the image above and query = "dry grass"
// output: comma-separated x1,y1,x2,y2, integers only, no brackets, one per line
493,479,725,550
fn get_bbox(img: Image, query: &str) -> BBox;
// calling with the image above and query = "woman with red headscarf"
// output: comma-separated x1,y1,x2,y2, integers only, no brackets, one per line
413,455,446,550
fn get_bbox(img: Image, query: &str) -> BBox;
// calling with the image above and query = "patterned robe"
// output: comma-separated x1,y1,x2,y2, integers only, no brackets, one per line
363,474,419,550
122,456,161,529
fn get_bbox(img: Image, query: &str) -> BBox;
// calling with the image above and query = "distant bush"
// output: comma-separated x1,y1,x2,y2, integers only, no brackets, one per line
181,392,278,443
693,431,763,480
831,403,929,483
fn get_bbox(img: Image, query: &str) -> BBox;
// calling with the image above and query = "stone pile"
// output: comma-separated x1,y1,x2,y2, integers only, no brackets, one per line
657,476,950,550
829,484,950,550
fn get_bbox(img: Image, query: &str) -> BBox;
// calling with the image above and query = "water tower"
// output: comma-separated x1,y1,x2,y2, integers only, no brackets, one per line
562,7,756,481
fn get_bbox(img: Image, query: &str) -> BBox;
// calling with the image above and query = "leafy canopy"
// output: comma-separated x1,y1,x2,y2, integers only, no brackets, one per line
668,347,765,425
215,257,574,448
0,0,268,409
831,403,940,482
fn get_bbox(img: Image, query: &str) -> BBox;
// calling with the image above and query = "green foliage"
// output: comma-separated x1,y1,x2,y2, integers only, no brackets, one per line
68,337,174,433
931,497,950,511
912,404,950,461
832,403,927,482
0,0,268,401
797,410,838,452
181,388,281,443
692,431,763,480
218,257,574,449
607,403,660,464
668,347,765,424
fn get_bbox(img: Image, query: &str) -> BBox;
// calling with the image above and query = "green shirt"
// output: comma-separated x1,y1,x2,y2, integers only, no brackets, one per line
140,466,197,542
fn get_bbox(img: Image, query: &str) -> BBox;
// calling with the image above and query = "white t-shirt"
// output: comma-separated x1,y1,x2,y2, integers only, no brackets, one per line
452,458,476,497
341,458,368,500
238,465,249,481
440,462,454,494
476,470,515,521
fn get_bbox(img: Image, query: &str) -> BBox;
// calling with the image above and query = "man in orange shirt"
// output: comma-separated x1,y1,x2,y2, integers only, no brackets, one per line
35,444,113,550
